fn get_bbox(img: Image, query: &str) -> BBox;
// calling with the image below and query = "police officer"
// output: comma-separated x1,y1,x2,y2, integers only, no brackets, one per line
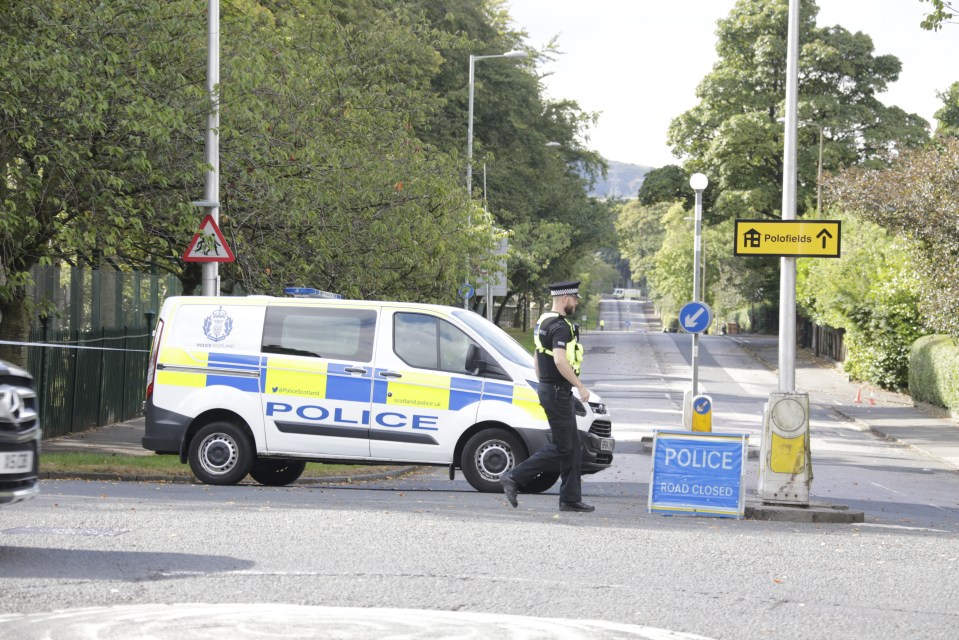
501,281,594,512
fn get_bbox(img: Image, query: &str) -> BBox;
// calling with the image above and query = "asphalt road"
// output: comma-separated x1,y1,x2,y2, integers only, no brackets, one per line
2,299,958,640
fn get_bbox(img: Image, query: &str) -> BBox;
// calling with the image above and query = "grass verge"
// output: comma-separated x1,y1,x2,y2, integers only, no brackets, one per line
41,451,407,479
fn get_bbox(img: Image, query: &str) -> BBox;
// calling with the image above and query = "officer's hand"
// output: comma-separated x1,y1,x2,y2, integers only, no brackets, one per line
578,386,590,404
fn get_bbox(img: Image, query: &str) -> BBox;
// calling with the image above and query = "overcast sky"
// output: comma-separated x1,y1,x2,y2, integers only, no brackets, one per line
507,0,958,168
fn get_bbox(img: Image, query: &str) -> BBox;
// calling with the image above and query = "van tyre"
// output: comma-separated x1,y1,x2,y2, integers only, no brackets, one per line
188,421,255,485
461,428,526,493
250,459,307,486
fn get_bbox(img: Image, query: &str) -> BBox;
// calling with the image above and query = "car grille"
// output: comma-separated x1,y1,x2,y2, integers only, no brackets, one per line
589,420,611,438
594,453,612,465
0,378,39,435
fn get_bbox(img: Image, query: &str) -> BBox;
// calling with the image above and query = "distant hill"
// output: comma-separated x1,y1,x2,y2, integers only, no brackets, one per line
589,160,653,199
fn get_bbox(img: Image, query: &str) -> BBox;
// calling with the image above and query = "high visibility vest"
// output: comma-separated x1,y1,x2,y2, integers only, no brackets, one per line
534,312,584,376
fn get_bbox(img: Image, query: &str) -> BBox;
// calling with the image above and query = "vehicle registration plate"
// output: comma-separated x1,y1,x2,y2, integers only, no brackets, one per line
600,438,614,452
0,451,33,474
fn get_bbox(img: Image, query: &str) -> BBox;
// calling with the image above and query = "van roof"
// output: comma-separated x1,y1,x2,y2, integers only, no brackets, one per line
165,295,464,314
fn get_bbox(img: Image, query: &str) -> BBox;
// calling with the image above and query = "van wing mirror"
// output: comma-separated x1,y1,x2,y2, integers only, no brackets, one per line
465,344,510,380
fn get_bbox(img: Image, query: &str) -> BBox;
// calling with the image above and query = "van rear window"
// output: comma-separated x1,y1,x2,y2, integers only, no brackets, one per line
263,306,376,362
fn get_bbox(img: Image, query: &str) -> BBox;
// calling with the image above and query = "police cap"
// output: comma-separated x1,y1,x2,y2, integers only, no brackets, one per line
548,281,581,298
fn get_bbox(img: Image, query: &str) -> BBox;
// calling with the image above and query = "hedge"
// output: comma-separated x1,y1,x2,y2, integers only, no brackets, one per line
908,335,959,412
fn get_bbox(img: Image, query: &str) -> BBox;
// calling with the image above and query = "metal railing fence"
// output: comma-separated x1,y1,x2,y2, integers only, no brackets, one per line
27,325,151,439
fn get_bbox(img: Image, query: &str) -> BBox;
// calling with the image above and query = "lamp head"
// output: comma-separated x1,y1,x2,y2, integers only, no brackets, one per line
689,173,708,191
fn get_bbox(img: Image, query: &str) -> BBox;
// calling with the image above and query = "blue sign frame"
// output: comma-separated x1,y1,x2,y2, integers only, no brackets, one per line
648,430,748,518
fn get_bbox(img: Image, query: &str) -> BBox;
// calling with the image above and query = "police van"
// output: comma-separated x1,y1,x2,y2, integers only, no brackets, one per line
142,293,614,493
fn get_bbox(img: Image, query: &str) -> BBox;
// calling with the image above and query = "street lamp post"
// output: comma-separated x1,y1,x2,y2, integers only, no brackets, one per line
777,117,823,216
466,50,526,200
200,0,220,296
813,122,823,216
689,172,708,396
464,50,526,309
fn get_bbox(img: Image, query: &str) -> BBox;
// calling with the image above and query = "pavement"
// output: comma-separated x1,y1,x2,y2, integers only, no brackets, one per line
40,333,959,521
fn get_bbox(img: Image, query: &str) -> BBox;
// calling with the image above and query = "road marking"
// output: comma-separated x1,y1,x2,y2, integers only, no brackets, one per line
0,604,719,640
869,482,904,495
854,523,951,533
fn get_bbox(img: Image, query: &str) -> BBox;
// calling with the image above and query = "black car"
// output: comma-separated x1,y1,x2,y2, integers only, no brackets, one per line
0,359,40,505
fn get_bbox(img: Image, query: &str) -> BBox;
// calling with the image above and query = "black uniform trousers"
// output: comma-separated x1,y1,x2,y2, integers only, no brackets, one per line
510,383,582,503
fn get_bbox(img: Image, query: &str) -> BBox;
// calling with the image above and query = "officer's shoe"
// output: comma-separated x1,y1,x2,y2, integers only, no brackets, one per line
559,501,595,513
500,472,519,508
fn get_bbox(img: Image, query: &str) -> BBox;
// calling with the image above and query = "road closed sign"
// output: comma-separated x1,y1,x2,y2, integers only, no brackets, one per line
649,430,748,518
734,219,841,258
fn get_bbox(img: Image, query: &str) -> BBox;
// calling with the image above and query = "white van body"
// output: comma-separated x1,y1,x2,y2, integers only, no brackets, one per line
143,296,614,492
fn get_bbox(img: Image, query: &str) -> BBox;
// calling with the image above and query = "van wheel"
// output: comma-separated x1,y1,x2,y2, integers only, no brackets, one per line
461,428,526,493
188,421,254,485
250,459,307,486
522,471,560,494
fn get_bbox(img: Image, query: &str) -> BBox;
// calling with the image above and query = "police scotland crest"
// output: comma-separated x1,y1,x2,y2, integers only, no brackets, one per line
203,307,234,342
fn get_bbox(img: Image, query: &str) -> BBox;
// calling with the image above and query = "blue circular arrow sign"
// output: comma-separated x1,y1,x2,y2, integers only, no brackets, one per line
679,301,712,334
693,395,712,415
458,282,475,300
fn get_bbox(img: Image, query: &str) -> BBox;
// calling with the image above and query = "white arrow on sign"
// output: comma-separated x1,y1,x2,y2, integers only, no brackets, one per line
683,307,706,328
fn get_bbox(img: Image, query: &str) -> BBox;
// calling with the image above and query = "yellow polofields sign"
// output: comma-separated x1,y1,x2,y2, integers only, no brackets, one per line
734,220,841,258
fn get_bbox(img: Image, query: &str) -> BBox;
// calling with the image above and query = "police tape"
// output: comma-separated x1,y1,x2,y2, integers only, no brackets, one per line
0,339,149,354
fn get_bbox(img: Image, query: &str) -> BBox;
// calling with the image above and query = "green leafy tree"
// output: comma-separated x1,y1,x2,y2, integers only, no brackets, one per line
636,165,694,208
668,0,929,221
203,0,473,302
797,214,925,389
823,137,959,340
920,0,957,30
0,0,206,363
934,81,959,136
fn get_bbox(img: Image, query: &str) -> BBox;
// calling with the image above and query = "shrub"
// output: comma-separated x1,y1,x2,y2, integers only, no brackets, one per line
909,335,959,411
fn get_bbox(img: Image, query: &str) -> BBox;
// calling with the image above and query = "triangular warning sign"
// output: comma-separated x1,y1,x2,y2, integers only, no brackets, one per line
183,214,235,262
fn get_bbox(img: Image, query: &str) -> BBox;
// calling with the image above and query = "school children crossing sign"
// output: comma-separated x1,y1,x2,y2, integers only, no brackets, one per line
734,220,841,258
183,214,235,262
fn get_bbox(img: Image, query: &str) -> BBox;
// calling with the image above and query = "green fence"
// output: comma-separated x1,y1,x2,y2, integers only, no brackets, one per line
27,325,152,439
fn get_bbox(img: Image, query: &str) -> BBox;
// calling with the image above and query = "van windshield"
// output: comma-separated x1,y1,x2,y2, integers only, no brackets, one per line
453,310,534,369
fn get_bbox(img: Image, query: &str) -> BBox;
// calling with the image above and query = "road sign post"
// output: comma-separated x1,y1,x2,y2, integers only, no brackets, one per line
679,300,712,399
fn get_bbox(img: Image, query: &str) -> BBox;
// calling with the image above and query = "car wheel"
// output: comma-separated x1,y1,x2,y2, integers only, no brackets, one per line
461,428,526,493
249,459,307,486
188,421,255,485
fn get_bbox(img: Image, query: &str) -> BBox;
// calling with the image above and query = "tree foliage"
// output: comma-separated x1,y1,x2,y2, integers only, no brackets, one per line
934,81,959,136
797,213,925,389
920,0,957,30
636,165,694,208
668,0,929,221
1,0,610,364
0,0,206,361
823,137,959,340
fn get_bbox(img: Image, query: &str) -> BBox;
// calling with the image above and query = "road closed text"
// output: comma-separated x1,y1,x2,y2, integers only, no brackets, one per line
657,482,734,497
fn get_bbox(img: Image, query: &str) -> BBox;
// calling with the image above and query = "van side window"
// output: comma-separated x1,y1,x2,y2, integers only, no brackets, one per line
263,307,376,362
394,313,476,375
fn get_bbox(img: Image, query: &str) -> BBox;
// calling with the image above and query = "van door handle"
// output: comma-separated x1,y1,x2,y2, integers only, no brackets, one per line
345,367,367,375
378,370,403,379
